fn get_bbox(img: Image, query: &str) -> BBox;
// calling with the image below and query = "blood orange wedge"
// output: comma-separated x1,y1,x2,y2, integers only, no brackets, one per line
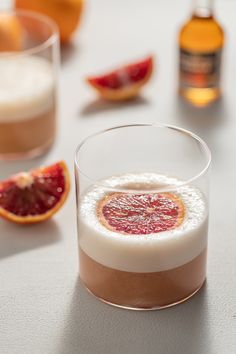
86,55,154,101
97,192,185,235
0,161,70,224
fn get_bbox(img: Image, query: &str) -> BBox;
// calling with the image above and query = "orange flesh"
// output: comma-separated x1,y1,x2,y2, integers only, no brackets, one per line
97,192,185,235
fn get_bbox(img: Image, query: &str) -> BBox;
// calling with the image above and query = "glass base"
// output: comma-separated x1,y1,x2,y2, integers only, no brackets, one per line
0,138,55,161
80,277,206,311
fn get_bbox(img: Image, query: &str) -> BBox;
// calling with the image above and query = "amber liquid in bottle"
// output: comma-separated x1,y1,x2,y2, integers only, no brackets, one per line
178,1,224,107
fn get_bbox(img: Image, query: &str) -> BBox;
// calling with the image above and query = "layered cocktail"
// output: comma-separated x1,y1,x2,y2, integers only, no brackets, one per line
75,124,211,309
0,11,59,159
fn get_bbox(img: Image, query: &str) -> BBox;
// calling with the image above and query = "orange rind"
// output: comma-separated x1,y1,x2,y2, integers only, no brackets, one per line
0,13,23,52
15,0,84,43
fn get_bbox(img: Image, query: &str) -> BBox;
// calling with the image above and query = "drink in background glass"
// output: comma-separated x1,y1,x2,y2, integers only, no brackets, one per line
178,0,224,107
75,124,211,310
0,10,59,160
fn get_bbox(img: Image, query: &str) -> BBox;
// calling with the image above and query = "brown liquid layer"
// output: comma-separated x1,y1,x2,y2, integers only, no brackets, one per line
0,106,56,156
79,247,207,309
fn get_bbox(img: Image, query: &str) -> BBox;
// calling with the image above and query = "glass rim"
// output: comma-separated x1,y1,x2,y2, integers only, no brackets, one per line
0,9,59,57
74,123,211,193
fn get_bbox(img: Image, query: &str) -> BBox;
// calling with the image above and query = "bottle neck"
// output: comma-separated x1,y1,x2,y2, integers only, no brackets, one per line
192,0,214,17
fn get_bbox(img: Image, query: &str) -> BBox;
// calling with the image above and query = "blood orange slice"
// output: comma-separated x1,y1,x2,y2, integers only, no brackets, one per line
86,55,154,101
0,161,70,224
97,192,185,235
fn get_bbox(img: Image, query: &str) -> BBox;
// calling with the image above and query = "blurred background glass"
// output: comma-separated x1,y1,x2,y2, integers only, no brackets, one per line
0,10,59,160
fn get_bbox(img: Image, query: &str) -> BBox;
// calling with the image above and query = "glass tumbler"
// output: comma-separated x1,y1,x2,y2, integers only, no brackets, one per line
0,10,59,160
75,124,211,310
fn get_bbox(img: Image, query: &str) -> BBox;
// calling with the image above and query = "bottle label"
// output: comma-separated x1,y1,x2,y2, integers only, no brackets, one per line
179,49,222,88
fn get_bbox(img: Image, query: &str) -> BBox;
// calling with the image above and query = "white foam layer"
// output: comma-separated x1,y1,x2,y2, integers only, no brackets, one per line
78,174,208,273
0,56,55,122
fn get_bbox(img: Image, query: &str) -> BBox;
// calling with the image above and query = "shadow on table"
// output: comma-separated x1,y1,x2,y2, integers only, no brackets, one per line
58,277,211,354
80,96,150,117
174,97,228,164
175,96,228,135
0,220,61,260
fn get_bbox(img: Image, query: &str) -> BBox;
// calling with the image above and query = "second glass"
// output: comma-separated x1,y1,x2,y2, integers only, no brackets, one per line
0,10,59,159
75,124,211,310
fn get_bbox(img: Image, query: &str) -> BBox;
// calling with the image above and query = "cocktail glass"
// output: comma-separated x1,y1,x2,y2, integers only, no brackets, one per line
75,124,211,310
0,10,59,160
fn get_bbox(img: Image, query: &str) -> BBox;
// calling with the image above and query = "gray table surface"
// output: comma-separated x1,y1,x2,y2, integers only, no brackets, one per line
1,0,236,353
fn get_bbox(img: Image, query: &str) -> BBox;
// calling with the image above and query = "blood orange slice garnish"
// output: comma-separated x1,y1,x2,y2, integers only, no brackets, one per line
86,55,154,101
97,192,185,235
0,161,70,224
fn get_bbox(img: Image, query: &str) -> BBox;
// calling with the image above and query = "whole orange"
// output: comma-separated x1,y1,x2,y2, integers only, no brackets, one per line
15,0,84,43
0,13,23,51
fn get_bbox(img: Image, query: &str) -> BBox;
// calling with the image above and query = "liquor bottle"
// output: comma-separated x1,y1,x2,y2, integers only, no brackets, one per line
178,0,224,106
